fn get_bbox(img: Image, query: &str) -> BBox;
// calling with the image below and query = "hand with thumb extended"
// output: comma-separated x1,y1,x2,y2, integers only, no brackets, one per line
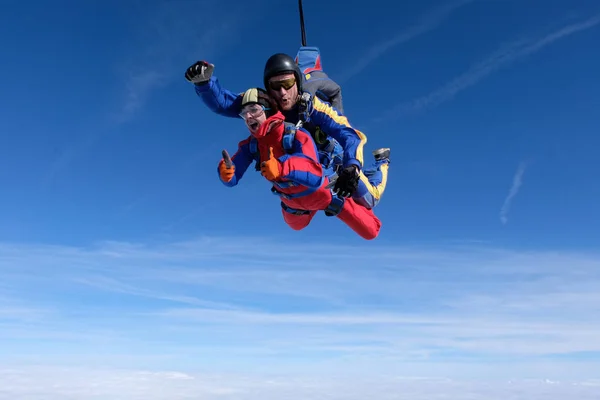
260,147,282,181
219,149,235,182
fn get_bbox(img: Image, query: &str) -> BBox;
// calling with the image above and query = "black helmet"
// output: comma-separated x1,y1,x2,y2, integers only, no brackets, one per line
263,53,303,92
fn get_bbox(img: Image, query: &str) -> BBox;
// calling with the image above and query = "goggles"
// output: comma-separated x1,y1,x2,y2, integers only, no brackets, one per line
239,103,268,119
268,77,296,91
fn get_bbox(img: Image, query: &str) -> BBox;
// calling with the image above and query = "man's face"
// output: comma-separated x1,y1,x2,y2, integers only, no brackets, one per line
267,73,298,111
239,103,267,133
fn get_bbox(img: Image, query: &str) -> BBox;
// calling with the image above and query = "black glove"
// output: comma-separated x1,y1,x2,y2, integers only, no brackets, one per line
333,166,359,198
184,61,214,85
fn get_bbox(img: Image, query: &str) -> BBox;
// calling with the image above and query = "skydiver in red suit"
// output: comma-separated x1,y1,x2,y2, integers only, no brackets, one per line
217,88,381,240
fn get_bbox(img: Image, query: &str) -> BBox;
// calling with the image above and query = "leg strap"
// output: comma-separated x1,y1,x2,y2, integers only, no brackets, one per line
281,201,311,215
324,192,345,217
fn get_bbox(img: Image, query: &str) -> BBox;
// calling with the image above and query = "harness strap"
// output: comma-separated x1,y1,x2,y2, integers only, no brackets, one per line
282,123,296,152
249,138,260,171
281,201,311,216
278,187,345,217
324,192,345,216
317,139,338,168
322,139,336,153
270,174,324,199
248,122,332,199
273,181,298,188
249,123,297,170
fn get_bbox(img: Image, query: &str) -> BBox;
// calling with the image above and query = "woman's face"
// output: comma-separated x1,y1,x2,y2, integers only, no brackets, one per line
239,103,267,133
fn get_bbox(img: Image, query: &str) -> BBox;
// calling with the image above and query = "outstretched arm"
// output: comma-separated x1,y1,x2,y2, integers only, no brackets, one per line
185,61,243,119
218,138,254,187
195,76,243,119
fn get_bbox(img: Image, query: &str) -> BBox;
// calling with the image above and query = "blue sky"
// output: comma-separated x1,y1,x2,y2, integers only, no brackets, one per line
1,0,600,398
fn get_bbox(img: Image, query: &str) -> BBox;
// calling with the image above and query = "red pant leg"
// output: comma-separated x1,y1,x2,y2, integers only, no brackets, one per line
281,208,317,230
336,197,382,240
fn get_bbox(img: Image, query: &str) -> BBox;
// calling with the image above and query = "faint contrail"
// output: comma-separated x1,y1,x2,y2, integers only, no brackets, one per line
377,13,600,120
500,161,527,225
337,0,475,83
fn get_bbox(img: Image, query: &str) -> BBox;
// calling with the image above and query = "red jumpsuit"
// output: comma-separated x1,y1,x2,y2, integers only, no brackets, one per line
218,112,381,240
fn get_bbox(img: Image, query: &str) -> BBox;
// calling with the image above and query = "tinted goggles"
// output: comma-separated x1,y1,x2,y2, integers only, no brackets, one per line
268,77,296,91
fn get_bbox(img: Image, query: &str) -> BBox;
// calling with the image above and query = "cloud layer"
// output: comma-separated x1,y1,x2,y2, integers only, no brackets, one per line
1,236,600,390
1,366,599,400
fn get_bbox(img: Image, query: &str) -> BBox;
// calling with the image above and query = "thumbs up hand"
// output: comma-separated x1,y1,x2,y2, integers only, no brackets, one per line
260,147,282,181
219,149,235,182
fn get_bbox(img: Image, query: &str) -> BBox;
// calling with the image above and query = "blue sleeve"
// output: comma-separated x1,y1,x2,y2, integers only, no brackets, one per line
194,75,244,119
218,138,254,187
308,96,366,169
332,140,344,169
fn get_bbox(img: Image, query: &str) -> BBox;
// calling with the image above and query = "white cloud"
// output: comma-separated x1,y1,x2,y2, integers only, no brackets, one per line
500,161,527,224
377,13,600,120
0,366,599,400
1,236,599,387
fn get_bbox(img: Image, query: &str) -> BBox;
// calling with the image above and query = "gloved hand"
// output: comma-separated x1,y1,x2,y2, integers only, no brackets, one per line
333,165,359,197
260,147,282,181
219,149,234,182
184,61,214,85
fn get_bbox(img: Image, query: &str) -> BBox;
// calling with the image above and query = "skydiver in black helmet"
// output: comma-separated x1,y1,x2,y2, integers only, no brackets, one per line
185,53,391,210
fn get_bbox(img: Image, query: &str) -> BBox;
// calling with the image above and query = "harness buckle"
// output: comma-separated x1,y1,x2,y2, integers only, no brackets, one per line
324,191,345,217
271,186,290,199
